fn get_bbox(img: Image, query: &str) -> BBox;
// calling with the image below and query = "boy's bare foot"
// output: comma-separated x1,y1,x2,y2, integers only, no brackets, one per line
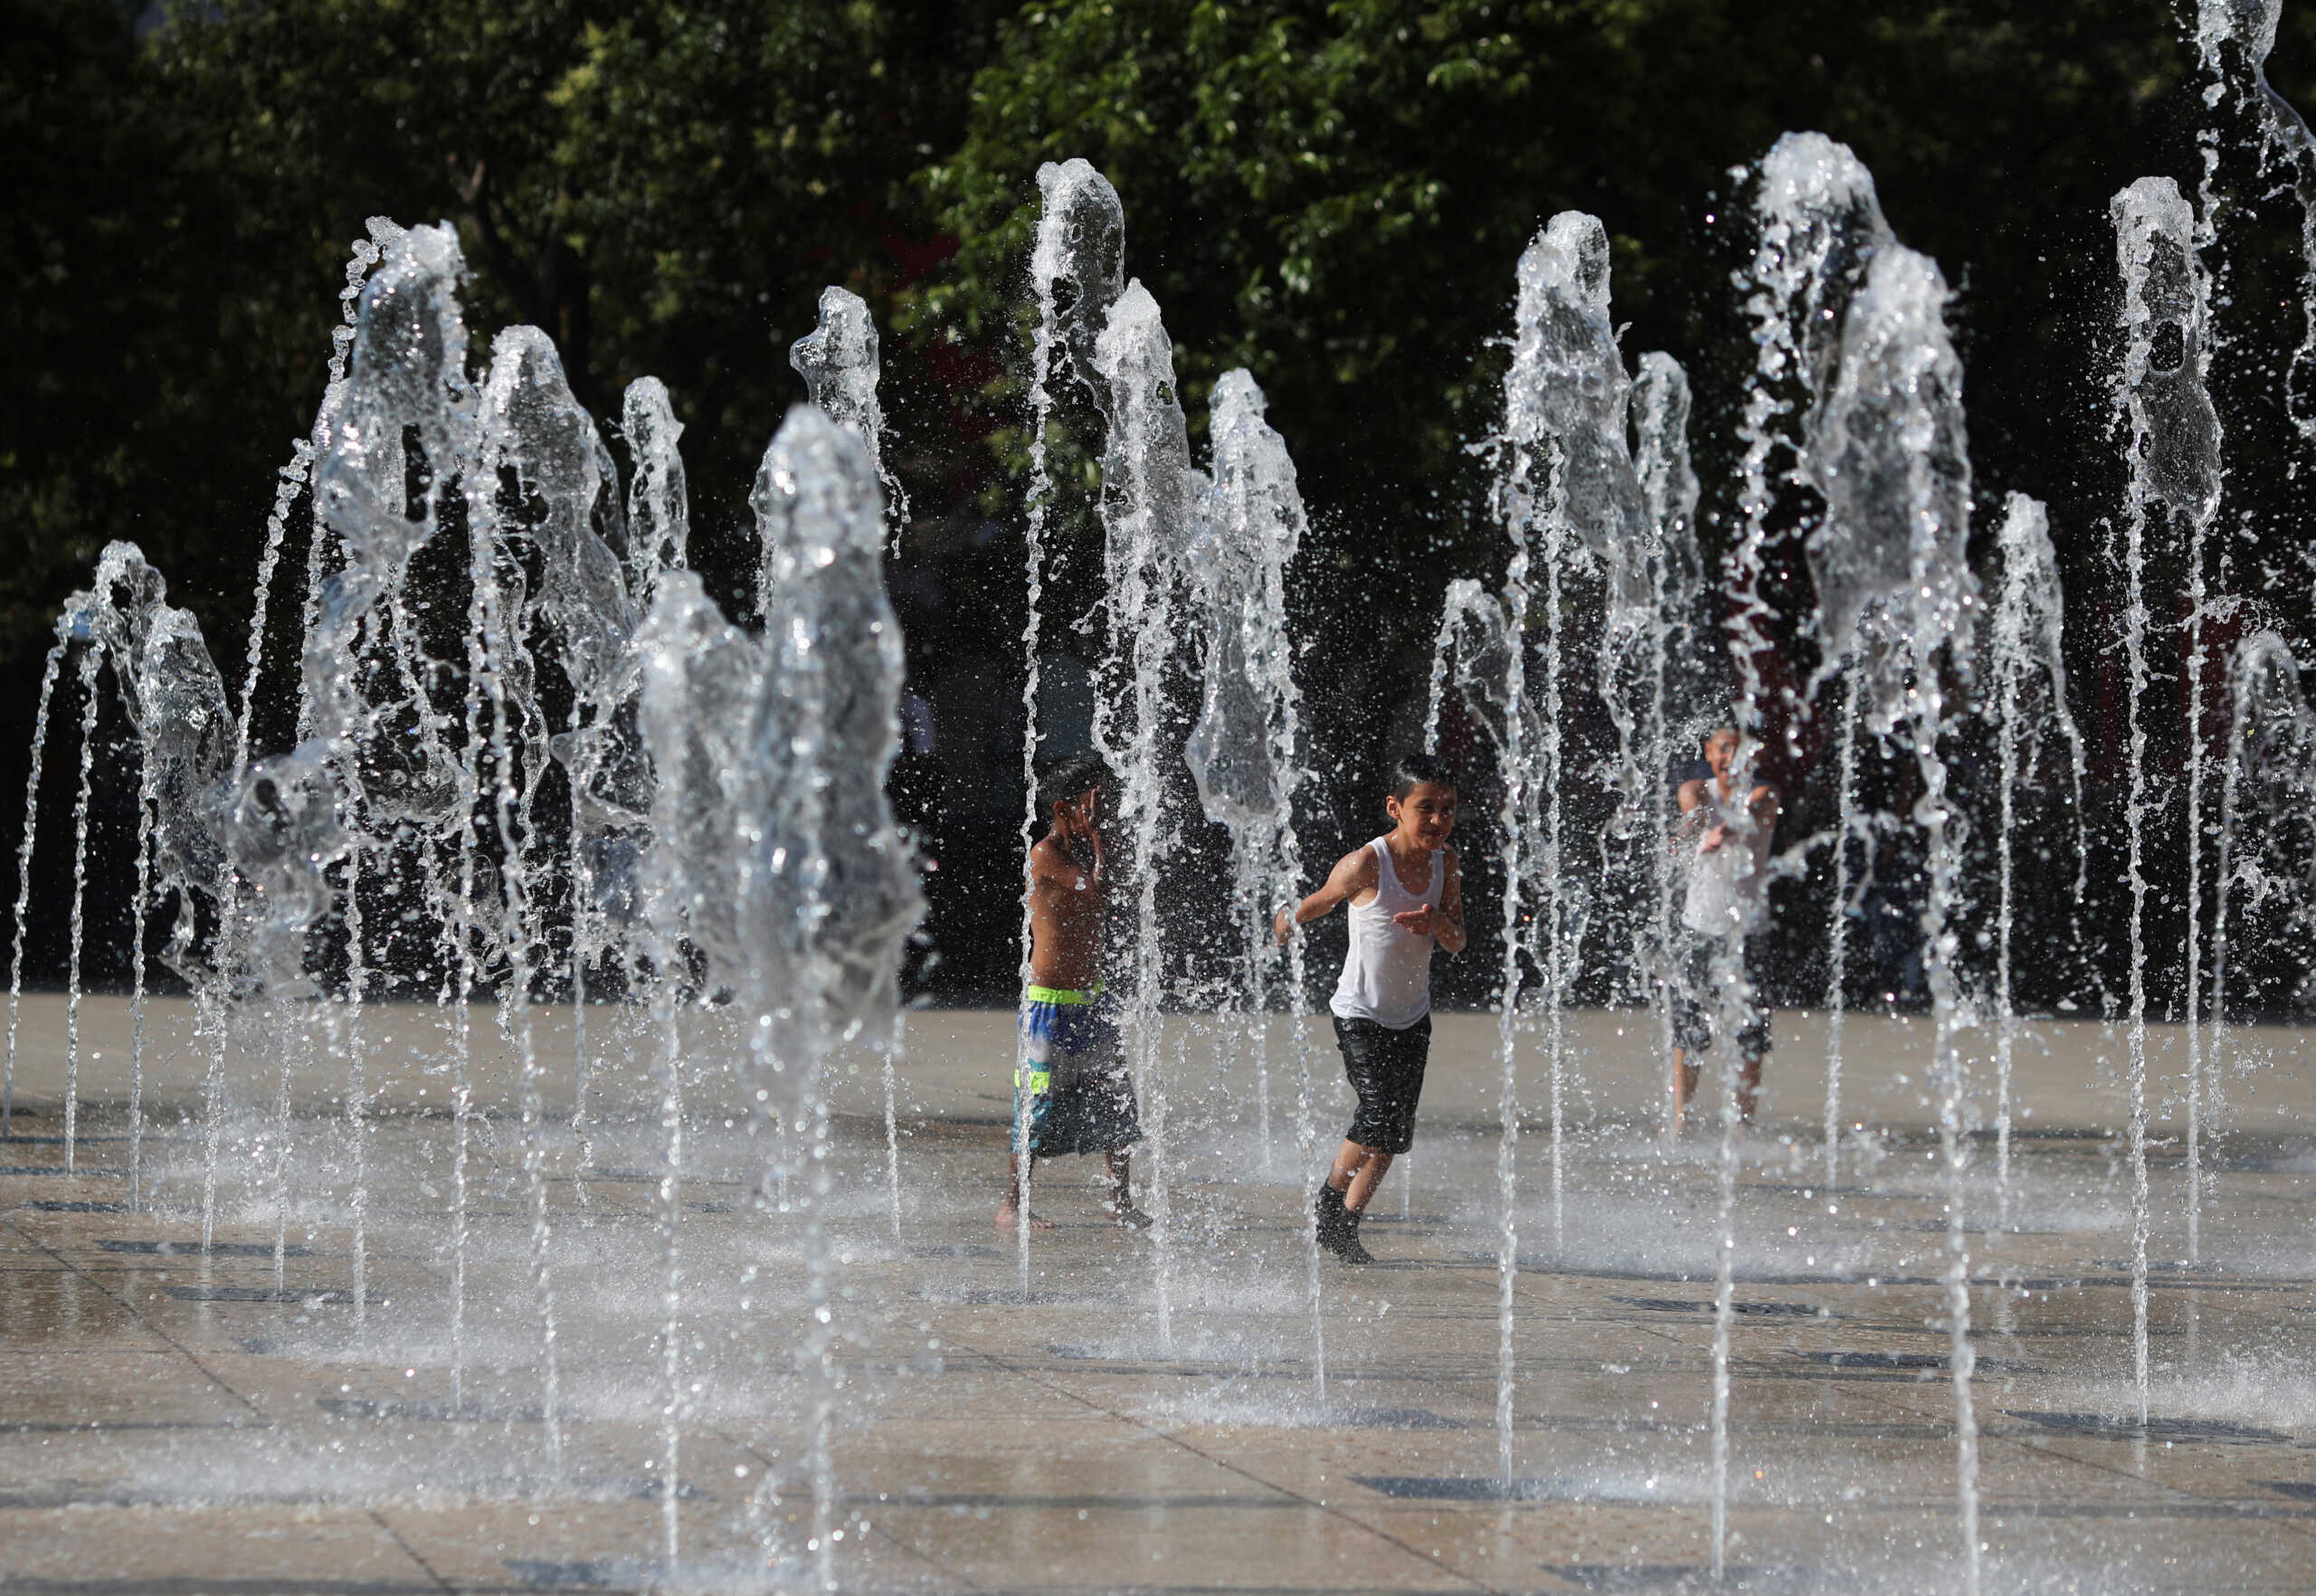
1101,1200,1153,1230
995,1204,1054,1230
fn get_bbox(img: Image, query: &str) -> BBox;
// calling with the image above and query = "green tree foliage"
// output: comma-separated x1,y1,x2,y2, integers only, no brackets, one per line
3,0,1000,675
1,0,265,655
15,0,2316,1000
156,0,1002,604
913,0,2210,571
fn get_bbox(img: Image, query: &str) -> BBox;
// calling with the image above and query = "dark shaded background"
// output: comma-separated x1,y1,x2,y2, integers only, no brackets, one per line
7,0,2315,1016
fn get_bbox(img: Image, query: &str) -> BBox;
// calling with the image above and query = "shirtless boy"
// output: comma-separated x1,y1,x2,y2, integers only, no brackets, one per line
1276,754,1466,1264
998,754,1151,1230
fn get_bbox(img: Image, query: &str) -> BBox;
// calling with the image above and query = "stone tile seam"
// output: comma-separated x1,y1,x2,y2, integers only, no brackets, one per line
947,1332,1508,1596
1,1216,260,1417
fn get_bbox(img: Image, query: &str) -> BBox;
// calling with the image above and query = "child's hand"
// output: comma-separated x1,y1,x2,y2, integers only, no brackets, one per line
1392,906,1443,941
1273,906,1296,944
1701,824,1726,852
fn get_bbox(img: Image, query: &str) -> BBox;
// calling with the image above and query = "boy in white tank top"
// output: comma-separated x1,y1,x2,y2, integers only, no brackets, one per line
1275,754,1465,1263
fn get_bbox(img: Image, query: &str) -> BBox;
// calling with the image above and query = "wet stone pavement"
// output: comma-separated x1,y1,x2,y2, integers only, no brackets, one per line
5,998,2316,1592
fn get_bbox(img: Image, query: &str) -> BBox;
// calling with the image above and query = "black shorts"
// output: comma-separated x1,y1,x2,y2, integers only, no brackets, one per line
1672,936,1770,1059
1333,1013,1431,1154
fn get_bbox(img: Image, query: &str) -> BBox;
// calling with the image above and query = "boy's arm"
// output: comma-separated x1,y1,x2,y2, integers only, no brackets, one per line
1746,784,1781,859
1750,783,1780,830
1391,846,1466,953
1672,779,1705,856
1274,847,1374,943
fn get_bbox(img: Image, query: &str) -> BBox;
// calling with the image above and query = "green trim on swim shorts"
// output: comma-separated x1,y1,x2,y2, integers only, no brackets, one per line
1024,982,1105,1006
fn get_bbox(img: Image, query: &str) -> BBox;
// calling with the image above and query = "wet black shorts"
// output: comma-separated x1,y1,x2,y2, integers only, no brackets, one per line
1333,1013,1431,1154
1672,936,1770,1059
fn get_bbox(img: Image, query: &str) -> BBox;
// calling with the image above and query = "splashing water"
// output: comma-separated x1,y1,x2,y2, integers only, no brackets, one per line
1,638,66,1142
2197,0,2316,436
635,570,766,1578
234,220,399,775
1988,493,2089,1228
1632,352,1702,1145
1699,133,1893,1576
789,290,911,1223
1428,577,1526,1485
2214,633,2316,1104
2113,174,2224,1410
1809,240,1983,1595
1486,217,1563,1477
1514,212,1644,1246
741,405,921,1591
1717,128,1896,1582
1090,280,1204,1352
792,286,906,543
1744,131,1896,1202
1186,366,1315,1381
1012,161,1127,1290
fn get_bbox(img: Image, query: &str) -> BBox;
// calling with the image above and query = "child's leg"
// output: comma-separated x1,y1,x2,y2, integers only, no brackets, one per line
1736,1050,1764,1126
1669,1047,1701,1136
1343,1148,1394,1213
1101,1148,1152,1227
996,1153,1054,1230
1329,1140,1391,1203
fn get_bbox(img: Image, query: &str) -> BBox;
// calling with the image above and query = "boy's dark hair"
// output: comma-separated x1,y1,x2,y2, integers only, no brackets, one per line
1391,752,1459,800
1038,752,1113,818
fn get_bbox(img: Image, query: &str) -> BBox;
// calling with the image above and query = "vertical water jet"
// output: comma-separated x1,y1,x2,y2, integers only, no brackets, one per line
2112,176,2222,1390
1808,242,1982,1595
1633,352,1702,1148
1089,280,1203,1351
740,404,920,1591
1988,493,2088,1227
1185,366,1312,1382
1017,158,1126,1293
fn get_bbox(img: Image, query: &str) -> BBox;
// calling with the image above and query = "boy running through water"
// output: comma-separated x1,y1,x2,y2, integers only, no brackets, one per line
1276,754,1465,1263
998,754,1152,1230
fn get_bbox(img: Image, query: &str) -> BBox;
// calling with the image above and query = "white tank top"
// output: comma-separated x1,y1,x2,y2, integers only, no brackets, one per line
1330,837,1442,1030
1683,786,1770,936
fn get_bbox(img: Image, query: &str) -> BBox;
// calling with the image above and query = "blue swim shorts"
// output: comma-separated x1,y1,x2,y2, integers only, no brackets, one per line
1012,985,1141,1157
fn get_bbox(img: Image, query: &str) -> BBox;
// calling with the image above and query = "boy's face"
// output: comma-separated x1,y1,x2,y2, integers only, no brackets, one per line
1387,781,1457,850
1704,728,1739,779
1056,784,1105,837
